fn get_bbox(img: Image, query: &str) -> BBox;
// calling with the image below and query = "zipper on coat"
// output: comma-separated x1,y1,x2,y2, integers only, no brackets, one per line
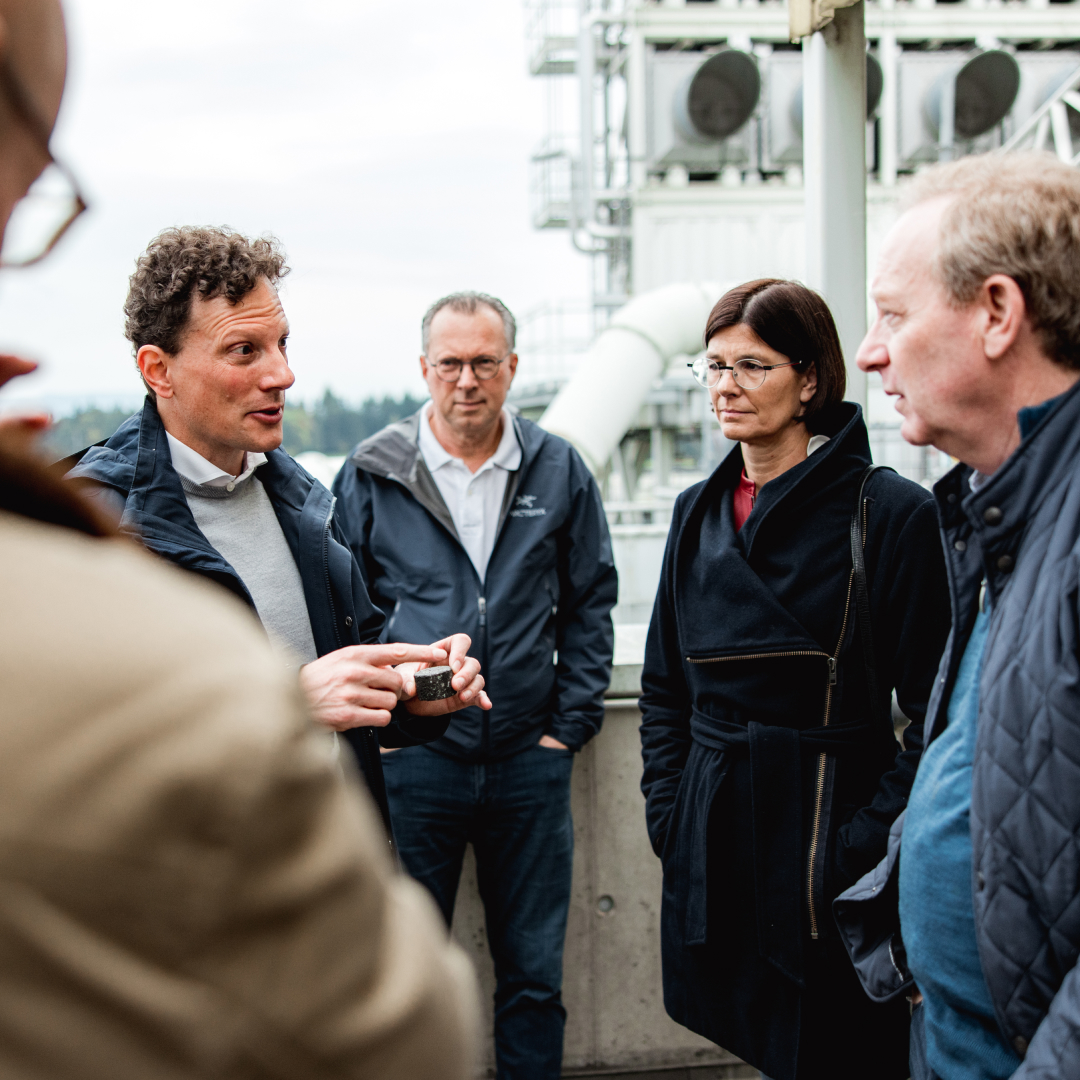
477,594,489,754
687,648,829,664
322,500,343,650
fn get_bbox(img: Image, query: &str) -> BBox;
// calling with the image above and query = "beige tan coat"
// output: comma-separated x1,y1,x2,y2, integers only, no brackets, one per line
0,508,477,1078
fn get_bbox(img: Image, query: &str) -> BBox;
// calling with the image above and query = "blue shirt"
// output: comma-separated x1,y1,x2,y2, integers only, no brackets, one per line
900,598,1021,1079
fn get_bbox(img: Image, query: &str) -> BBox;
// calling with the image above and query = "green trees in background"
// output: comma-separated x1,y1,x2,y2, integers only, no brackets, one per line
44,390,426,460
46,407,134,459
280,390,425,455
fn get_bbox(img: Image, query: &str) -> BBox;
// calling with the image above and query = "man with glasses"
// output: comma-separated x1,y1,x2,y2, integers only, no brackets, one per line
333,291,618,1080
0,4,477,1073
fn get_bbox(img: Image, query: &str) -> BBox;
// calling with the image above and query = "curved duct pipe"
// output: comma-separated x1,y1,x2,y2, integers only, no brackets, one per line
539,282,723,475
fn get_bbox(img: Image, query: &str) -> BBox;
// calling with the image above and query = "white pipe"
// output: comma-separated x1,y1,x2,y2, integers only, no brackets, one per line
539,282,723,474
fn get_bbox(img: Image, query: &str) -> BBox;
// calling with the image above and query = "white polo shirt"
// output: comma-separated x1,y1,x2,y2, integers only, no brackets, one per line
417,403,522,584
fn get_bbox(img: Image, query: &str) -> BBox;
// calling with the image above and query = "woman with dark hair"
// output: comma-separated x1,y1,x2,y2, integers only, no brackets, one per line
640,280,950,1080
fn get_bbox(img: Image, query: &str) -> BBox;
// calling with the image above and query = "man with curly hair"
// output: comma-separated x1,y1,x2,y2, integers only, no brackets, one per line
69,226,491,838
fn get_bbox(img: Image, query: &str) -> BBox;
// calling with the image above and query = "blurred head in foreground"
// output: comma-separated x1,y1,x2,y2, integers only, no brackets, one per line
0,5,479,1075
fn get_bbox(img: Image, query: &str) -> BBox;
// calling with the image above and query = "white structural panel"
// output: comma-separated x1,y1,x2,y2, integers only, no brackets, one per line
632,186,806,293
632,184,904,345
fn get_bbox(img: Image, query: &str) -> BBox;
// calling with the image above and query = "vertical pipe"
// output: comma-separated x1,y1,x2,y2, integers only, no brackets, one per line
938,75,956,162
627,29,647,190
578,0,596,228
879,31,898,186
803,3,868,407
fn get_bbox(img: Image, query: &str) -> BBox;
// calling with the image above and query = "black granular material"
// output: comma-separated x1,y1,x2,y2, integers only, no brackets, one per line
414,665,454,701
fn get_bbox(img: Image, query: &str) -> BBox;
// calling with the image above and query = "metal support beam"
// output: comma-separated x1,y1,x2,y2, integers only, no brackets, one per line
627,29,648,190
879,26,899,186
803,3,868,407
577,0,596,229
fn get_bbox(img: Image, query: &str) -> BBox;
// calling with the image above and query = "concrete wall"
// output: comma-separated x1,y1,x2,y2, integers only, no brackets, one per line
450,698,759,1078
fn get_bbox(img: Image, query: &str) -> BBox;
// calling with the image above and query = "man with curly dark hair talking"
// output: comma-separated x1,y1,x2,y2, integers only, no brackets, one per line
68,225,492,840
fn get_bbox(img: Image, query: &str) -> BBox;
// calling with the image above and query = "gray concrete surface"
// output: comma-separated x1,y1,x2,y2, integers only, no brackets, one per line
449,698,760,1078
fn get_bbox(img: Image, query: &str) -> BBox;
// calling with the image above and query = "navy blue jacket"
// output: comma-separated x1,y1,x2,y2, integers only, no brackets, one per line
640,403,950,1080
332,409,618,761
835,379,1080,1077
67,398,447,837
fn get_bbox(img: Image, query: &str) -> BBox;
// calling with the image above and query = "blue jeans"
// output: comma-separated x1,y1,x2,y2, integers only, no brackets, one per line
381,742,575,1080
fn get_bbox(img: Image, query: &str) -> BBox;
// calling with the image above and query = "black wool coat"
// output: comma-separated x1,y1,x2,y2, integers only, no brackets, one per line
639,403,950,1080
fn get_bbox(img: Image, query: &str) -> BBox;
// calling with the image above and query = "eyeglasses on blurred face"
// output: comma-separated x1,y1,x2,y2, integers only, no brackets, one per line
689,355,799,391
0,60,88,269
432,355,509,383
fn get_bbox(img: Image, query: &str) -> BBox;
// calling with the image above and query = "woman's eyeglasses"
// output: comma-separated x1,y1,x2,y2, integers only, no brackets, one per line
689,355,798,391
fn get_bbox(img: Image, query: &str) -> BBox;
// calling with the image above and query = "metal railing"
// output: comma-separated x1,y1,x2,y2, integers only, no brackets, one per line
1001,62,1080,163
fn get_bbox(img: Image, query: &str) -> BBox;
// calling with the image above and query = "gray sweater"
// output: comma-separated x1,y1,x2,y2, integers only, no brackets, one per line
180,472,318,664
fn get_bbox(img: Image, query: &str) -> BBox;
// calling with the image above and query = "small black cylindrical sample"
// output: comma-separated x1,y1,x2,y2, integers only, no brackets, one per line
414,665,455,701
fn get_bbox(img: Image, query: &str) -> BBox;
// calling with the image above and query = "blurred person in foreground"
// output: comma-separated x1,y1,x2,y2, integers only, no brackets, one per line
332,292,618,1080
67,225,491,842
639,280,950,1080
836,152,1080,1080
0,1,477,1075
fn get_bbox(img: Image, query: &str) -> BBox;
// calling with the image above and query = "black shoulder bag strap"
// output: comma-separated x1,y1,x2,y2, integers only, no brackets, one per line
850,464,895,731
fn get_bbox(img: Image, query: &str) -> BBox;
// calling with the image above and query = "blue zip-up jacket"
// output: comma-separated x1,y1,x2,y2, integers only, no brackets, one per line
332,409,618,761
67,398,450,838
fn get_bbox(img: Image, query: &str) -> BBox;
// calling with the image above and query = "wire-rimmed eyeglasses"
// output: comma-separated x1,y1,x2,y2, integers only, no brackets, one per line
431,355,509,383
689,355,799,391
0,59,88,269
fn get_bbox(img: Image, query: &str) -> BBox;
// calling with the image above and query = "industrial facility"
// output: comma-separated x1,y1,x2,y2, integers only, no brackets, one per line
512,0,1080,515
440,2,1080,1077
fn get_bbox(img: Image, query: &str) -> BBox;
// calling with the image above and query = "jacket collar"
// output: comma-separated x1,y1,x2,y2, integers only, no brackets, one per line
70,397,329,597
350,406,541,544
668,403,872,657
704,401,872,558
935,377,1080,599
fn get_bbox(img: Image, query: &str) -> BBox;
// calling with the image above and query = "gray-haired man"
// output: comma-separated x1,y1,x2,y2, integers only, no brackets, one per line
333,292,618,1079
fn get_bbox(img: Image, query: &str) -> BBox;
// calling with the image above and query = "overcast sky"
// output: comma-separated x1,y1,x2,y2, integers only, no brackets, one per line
0,0,590,413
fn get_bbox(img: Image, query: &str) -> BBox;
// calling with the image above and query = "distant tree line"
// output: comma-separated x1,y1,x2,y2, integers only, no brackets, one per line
44,390,426,460
280,391,425,456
